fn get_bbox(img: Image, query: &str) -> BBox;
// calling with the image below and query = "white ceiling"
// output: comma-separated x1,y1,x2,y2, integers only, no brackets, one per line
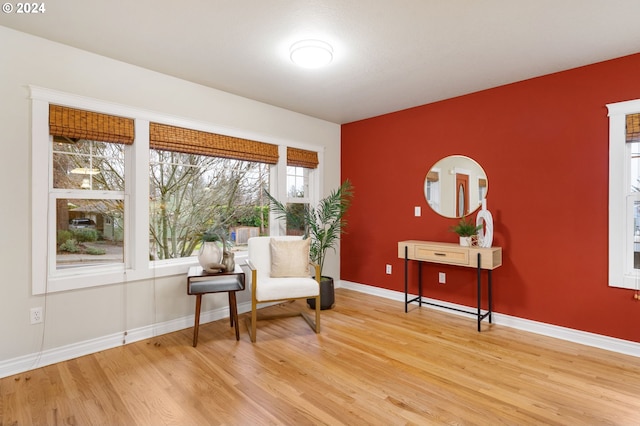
2,0,640,124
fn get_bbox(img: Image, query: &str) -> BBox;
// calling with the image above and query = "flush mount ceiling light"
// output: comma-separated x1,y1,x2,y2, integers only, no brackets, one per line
290,39,333,68
70,167,100,175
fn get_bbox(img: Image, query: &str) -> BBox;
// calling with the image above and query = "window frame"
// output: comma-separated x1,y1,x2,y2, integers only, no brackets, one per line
607,99,640,289
31,86,323,294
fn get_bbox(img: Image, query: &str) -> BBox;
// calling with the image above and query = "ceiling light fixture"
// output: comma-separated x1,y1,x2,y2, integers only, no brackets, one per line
290,39,333,68
70,167,101,175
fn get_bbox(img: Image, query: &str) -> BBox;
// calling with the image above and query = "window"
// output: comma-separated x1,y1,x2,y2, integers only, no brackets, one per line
53,138,126,270
282,148,319,236
425,169,441,213
149,149,269,260
31,87,322,294
607,99,640,289
284,166,311,235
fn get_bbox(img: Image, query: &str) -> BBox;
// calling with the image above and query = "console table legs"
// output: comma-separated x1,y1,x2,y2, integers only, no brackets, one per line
404,251,493,332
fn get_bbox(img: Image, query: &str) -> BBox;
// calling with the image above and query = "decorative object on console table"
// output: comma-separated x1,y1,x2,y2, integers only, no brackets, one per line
475,199,493,248
222,250,235,272
449,216,482,246
398,240,502,331
265,180,354,310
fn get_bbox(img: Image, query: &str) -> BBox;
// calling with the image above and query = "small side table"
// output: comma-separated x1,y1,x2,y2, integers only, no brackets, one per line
187,265,246,346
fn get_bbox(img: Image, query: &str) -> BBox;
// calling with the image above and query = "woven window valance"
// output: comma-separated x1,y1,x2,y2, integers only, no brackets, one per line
626,113,640,143
149,122,279,164
49,104,134,144
426,171,439,182
287,147,319,169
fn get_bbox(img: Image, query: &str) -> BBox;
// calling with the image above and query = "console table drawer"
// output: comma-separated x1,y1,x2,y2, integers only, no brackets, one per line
414,245,469,265
398,240,502,269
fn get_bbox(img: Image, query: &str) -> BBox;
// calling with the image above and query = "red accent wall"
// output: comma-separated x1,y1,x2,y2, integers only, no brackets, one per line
341,53,640,343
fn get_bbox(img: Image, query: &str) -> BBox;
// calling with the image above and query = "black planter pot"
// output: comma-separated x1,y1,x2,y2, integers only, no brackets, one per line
307,276,335,310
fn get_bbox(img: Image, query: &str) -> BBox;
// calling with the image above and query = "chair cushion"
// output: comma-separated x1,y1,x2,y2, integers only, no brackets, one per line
256,276,319,301
270,237,310,277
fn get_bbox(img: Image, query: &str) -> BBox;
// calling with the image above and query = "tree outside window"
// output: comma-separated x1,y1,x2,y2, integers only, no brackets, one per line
149,149,270,260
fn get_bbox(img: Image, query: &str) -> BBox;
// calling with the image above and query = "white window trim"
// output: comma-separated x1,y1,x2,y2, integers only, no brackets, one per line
607,98,640,289
30,86,324,294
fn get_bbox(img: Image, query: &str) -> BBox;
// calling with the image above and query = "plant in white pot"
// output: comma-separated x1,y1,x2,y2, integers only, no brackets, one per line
198,225,235,273
265,180,354,309
449,216,483,246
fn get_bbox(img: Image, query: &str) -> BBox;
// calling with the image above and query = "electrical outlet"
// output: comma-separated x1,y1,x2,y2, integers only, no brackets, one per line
30,307,43,324
414,206,421,217
385,264,392,274
438,272,446,284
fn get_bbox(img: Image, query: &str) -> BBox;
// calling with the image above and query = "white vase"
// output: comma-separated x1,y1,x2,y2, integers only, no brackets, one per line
198,241,223,273
459,236,472,246
476,199,494,248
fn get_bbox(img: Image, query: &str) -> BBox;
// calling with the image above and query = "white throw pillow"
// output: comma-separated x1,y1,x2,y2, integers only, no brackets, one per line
270,238,311,277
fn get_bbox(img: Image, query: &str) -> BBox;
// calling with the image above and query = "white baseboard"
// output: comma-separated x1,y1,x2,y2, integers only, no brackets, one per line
3,282,637,379
338,280,640,358
0,300,254,379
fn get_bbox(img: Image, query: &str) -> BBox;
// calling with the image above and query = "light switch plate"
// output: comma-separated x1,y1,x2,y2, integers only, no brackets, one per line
414,206,421,217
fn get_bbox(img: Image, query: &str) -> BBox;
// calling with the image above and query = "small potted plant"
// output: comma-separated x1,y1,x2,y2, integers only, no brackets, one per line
198,229,224,273
450,216,482,246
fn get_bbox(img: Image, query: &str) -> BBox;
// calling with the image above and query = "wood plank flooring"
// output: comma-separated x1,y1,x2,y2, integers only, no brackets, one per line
2,288,639,425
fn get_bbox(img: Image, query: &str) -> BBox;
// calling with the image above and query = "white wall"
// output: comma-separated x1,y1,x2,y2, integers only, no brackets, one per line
0,26,341,369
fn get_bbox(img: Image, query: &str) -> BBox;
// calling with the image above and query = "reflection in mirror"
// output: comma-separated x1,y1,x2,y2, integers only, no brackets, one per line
424,155,488,218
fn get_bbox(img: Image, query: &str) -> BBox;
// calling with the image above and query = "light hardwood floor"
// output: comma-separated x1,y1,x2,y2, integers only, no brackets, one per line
2,288,639,425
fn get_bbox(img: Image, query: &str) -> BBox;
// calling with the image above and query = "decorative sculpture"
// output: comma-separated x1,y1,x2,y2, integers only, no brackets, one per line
476,199,493,248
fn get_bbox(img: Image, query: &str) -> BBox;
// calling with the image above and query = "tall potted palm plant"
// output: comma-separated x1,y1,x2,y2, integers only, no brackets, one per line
265,180,354,309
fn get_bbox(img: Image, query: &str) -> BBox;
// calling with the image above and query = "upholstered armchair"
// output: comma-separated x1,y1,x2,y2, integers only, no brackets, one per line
245,236,321,342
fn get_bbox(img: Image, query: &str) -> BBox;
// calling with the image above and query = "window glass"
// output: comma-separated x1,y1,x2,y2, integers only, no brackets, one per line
149,149,269,260
284,202,307,236
52,137,125,191
56,198,124,269
51,136,126,271
287,166,309,198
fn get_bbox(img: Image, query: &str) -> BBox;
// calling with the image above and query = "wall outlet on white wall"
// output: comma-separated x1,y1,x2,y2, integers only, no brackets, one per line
30,307,43,324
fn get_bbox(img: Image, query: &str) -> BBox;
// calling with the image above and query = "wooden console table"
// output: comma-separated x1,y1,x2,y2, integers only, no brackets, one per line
398,240,502,331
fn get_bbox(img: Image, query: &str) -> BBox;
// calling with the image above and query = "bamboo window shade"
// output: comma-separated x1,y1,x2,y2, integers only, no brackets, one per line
426,171,439,182
287,147,319,169
49,105,134,144
626,113,640,143
149,122,279,164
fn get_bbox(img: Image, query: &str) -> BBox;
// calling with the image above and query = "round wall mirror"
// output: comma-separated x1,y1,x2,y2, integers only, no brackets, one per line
424,155,488,218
